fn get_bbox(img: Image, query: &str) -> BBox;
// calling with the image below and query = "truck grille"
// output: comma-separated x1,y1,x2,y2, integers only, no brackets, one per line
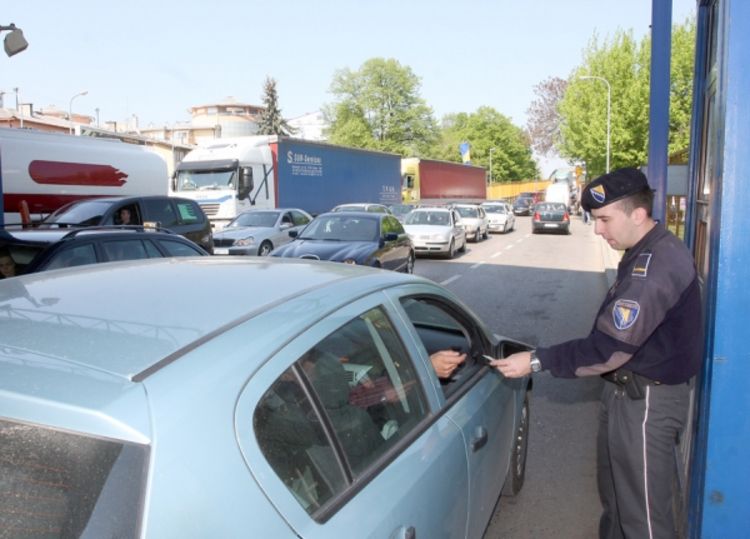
199,204,220,217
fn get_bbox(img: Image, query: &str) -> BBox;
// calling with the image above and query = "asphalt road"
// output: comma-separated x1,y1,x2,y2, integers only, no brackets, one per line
413,214,609,539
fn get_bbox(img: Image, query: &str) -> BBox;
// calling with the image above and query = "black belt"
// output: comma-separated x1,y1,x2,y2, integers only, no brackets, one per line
602,369,660,400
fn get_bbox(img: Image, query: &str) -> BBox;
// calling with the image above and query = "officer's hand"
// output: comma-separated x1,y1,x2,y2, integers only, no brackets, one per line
430,350,466,379
489,351,532,378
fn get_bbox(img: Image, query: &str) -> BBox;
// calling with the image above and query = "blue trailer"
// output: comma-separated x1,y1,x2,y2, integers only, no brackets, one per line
173,136,401,229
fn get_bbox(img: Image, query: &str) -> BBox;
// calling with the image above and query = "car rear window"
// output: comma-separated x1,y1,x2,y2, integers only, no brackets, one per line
0,418,148,538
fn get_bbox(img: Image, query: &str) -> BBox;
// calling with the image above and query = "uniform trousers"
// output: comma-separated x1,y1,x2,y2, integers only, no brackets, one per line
597,380,690,539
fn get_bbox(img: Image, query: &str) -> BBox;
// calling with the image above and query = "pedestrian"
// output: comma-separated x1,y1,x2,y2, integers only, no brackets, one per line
490,167,703,538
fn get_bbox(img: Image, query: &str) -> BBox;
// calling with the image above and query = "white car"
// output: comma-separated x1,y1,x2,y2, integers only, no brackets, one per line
453,204,489,242
212,208,313,256
403,207,467,258
481,202,516,234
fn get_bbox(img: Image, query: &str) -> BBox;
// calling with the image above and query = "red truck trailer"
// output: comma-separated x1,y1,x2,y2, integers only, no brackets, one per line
401,158,487,205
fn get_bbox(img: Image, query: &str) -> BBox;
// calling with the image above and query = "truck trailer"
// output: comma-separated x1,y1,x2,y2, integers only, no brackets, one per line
0,128,170,226
173,136,402,229
401,158,487,205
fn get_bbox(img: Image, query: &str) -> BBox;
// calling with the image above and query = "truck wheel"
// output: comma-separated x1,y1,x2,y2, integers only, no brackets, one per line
502,392,530,496
258,241,273,256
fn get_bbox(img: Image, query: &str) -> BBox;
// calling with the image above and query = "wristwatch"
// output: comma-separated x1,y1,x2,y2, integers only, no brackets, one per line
529,349,542,373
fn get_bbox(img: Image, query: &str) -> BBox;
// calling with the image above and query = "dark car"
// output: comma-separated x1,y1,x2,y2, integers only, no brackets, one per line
531,202,571,234
271,211,415,273
42,196,214,253
513,197,534,216
0,226,208,276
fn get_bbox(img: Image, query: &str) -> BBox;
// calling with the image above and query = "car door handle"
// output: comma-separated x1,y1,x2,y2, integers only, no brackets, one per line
390,525,416,539
471,426,488,452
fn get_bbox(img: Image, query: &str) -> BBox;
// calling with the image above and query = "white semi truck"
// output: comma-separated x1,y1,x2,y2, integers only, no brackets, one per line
0,128,169,226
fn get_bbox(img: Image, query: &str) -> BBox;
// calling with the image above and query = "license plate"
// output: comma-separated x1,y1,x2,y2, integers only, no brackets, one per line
544,223,559,228
214,248,229,255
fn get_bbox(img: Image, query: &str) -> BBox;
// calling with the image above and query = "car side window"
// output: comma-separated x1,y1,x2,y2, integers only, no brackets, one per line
141,199,179,228
158,239,204,256
291,210,311,226
254,306,428,516
399,296,489,397
102,240,150,261
174,200,203,224
44,243,97,270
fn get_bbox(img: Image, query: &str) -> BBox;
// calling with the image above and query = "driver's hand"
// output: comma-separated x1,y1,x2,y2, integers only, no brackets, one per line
430,350,466,379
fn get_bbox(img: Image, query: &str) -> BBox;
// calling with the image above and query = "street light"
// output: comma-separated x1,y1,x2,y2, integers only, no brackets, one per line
489,147,495,184
1,23,28,57
68,90,88,134
579,76,611,173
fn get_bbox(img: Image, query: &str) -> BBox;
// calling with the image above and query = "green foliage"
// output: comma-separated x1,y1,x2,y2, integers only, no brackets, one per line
437,107,538,182
557,19,695,177
257,77,295,136
325,58,439,156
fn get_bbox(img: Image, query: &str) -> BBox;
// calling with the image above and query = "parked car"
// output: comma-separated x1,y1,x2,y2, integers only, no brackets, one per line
453,204,489,242
481,201,516,233
271,211,414,273
512,197,534,216
403,207,467,258
0,226,208,276
331,203,392,214
388,203,418,222
41,196,214,253
531,202,571,234
212,208,313,256
0,258,531,538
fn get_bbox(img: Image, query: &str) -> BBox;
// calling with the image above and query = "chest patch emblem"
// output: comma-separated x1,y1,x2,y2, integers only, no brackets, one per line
613,299,640,330
632,252,652,278
591,185,606,204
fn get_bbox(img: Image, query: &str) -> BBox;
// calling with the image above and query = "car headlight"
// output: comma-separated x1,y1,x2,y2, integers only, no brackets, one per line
430,234,446,241
234,236,255,247
343,258,357,265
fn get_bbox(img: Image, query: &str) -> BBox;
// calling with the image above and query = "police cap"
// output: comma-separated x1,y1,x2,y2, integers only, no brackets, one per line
581,167,654,212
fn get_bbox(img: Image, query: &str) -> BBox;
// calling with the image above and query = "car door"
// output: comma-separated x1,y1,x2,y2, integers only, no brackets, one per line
379,216,409,271
451,210,466,247
237,292,469,539
393,292,519,538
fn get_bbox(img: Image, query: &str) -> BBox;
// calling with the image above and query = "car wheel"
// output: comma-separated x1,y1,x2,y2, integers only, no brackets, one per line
258,241,273,256
459,236,467,253
483,227,489,240
503,392,530,496
404,252,415,274
447,238,456,259
472,228,481,243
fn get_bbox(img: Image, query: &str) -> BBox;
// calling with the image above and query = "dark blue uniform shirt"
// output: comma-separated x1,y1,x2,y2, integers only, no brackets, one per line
537,224,703,384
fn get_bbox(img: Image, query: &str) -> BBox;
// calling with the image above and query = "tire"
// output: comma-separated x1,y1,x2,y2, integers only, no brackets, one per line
503,392,530,496
482,227,489,240
404,252,415,274
472,228,481,243
459,236,467,253
258,241,273,256
446,238,456,259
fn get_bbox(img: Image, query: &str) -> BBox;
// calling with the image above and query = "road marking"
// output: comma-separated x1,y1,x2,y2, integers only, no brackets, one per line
491,251,503,258
516,238,524,244
505,244,514,250
470,261,486,269
441,275,461,286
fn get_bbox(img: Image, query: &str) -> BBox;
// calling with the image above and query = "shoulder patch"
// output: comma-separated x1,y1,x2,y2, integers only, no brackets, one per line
613,299,640,330
632,252,653,278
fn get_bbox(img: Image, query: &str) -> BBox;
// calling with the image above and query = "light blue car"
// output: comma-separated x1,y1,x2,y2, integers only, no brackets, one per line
0,257,531,538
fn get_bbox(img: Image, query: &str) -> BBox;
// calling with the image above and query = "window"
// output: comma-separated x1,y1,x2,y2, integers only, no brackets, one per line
103,240,150,261
141,199,178,228
158,239,204,256
45,243,98,270
254,307,428,516
175,201,203,224
291,210,311,227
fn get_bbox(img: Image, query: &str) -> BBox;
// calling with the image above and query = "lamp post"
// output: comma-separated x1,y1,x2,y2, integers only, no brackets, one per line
489,147,495,184
579,76,611,173
68,90,88,134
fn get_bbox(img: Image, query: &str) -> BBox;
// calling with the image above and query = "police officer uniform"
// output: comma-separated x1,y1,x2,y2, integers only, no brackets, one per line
534,168,703,538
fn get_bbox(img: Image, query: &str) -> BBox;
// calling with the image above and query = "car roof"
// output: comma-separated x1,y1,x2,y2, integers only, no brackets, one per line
0,258,419,382
318,211,384,220
1,227,180,244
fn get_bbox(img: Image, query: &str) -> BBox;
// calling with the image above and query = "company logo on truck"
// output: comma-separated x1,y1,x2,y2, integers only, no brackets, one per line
286,151,323,177
29,160,128,186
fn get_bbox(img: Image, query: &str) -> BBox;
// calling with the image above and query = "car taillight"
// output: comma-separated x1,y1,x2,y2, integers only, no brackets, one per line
563,212,570,221
533,212,541,221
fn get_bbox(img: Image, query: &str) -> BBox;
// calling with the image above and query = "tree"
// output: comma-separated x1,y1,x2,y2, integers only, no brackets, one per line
555,20,695,177
325,58,439,155
437,107,538,182
257,77,295,136
526,77,568,156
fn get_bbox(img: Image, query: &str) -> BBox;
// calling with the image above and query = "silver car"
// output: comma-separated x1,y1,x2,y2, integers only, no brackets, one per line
212,208,312,256
403,207,467,258
481,202,516,234
453,204,489,242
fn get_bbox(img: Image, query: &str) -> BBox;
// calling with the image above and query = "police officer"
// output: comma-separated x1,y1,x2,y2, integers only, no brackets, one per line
491,167,703,538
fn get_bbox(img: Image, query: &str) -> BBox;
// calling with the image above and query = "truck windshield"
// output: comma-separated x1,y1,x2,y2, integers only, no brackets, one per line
175,169,236,191
44,200,114,226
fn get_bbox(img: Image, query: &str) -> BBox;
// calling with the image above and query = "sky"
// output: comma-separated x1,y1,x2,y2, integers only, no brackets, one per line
3,0,696,175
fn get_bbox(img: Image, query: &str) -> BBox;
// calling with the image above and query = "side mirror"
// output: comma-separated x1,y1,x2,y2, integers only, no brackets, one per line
238,167,254,200
289,230,299,238
384,233,399,242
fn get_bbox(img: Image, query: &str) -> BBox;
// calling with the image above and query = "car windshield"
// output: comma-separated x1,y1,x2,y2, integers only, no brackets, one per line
483,205,507,214
175,169,236,191
298,215,379,242
404,211,450,226
389,205,414,217
455,207,478,218
44,200,114,225
226,211,279,229
515,198,532,206
536,203,567,212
